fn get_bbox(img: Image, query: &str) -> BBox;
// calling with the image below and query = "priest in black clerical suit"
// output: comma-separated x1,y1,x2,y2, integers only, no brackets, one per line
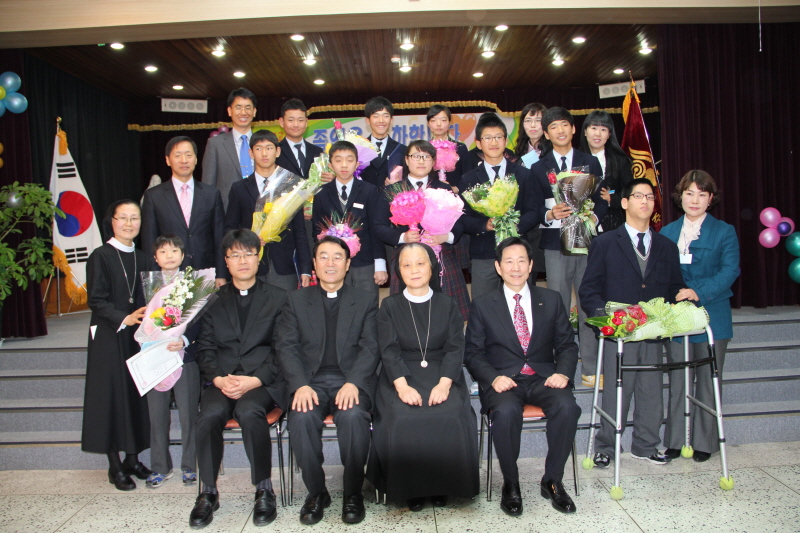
465,237,580,516
275,236,380,526
190,229,287,529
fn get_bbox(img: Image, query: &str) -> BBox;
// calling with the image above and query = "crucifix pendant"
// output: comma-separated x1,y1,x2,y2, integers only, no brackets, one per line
420,361,428,368
129,297,134,303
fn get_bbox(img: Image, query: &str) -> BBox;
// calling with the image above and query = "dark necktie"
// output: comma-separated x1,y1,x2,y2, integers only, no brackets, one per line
341,185,348,201
294,143,306,175
416,181,424,189
491,165,501,182
560,156,567,172
375,140,383,156
637,232,647,256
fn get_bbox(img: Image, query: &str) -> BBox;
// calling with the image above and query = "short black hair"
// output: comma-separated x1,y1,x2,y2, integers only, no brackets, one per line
476,112,507,140
495,236,534,263
101,200,140,241
250,129,279,149
152,234,185,256
227,87,257,108
313,235,351,261
365,96,394,118
621,178,655,200
165,136,197,157
221,228,261,256
281,98,307,117
426,104,452,122
329,140,358,159
542,107,574,130
405,139,437,160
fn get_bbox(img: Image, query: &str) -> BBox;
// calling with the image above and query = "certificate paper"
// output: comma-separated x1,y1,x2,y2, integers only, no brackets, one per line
126,340,184,396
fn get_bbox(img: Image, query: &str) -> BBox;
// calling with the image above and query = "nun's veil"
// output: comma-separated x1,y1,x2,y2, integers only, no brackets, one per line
392,242,442,292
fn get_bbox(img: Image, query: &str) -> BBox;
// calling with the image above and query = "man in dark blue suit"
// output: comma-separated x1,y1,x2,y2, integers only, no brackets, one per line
579,178,685,468
359,97,406,190
531,107,607,388
460,113,543,299
225,130,311,291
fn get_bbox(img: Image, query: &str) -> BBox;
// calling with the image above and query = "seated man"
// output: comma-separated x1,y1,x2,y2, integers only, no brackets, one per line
579,178,685,468
465,237,580,516
276,236,380,525
190,229,288,529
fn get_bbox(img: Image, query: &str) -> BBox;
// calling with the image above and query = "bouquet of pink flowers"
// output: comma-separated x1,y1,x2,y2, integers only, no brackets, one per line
385,183,427,231
317,212,363,258
431,139,459,183
420,187,463,262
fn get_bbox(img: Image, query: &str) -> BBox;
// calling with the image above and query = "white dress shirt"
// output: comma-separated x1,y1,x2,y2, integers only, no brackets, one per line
503,283,532,336
624,223,652,255
485,158,508,183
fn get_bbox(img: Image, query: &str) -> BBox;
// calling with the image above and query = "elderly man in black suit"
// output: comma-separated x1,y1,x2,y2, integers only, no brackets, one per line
201,87,258,209
275,236,380,525
466,237,580,516
579,178,685,469
141,135,226,286
189,229,288,529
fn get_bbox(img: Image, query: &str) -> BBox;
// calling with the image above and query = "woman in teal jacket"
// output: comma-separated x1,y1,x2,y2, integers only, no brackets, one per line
660,170,740,462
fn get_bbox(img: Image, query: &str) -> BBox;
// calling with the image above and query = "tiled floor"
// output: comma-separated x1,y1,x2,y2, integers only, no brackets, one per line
1,441,799,532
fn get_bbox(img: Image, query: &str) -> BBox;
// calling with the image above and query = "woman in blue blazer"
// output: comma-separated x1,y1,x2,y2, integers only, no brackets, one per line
660,170,740,462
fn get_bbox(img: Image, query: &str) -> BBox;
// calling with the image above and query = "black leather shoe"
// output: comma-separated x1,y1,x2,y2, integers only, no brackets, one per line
407,497,426,512
342,493,365,524
540,479,576,513
122,461,153,480
693,451,712,463
664,448,682,460
107,469,136,491
300,490,331,525
253,489,277,526
189,492,219,529
431,495,448,507
593,453,611,468
500,481,523,516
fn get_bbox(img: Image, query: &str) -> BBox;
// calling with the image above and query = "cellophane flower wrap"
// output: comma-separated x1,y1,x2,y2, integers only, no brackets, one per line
251,167,323,259
461,174,520,245
585,298,709,342
385,182,426,231
552,165,599,256
431,139,459,183
420,187,463,263
328,121,380,179
303,152,333,218
317,212,363,258
135,268,219,390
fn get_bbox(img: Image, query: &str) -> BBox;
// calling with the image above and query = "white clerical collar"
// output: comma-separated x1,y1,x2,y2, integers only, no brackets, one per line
107,238,135,253
403,287,433,303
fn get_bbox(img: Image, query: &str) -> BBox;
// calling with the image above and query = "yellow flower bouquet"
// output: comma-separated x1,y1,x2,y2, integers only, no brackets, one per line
461,174,520,245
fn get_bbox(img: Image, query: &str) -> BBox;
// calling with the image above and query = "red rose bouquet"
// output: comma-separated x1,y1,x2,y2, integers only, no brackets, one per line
385,182,426,232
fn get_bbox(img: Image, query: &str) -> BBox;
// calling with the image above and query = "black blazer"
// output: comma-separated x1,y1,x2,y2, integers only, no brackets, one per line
276,138,324,178
359,136,406,190
311,178,385,268
140,179,226,275
195,279,288,407
531,149,607,250
459,160,543,260
578,225,686,320
465,284,579,401
373,176,464,247
275,285,380,399
421,140,474,190
224,173,312,277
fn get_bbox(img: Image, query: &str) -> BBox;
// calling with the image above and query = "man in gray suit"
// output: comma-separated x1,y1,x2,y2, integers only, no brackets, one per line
201,87,257,208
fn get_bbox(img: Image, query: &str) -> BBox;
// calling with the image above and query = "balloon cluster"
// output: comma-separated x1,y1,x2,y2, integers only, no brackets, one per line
758,207,794,248
209,124,230,138
0,72,29,117
787,233,800,284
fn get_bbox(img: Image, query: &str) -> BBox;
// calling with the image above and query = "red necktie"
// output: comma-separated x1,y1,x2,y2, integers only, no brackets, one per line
513,294,535,375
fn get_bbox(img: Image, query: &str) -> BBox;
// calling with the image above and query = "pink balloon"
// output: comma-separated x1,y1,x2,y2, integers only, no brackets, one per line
759,227,781,248
779,217,796,234
219,125,230,133
209,130,220,138
760,207,782,227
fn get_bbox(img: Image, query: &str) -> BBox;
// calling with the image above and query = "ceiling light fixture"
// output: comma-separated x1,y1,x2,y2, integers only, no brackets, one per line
313,79,325,85
303,57,317,65
234,71,245,77
400,43,415,50
639,47,653,55
390,55,401,63
399,65,412,72
552,59,565,66
290,34,305,41
572,37,586,44
144,66,158,72
613,68,625,74
110,43,125,49
211,50,226,57
481,51,495,58
473,72,484,77
495,25,508,31
173,85,184,90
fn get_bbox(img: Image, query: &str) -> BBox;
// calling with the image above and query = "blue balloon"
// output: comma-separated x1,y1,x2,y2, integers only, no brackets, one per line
0,72,21,93
4,92,27,114
0,100,5,118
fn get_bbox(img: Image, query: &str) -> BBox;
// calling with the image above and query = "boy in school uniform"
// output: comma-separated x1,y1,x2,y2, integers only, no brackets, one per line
359,96,406,189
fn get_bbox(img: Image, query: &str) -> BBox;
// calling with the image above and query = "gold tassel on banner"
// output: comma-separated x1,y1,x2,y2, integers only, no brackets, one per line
51,247,89,305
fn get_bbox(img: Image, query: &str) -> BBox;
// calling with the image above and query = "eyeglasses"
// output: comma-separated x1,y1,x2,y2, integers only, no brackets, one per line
232,105,254,112
480,135,506,143
629,192,655,201
317,255,346,264
523,118,542,125
113,217,141,224
408,154,433,161
226,252,258,260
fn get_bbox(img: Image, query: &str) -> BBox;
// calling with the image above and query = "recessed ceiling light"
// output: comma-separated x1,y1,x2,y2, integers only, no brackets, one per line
234,71,245,77
613,68,625,74
400,43,415,50
481,51,496,58
639,47,653,55
399,66,412,72
313,79,325,85
173,85,184,90
473,72,484,77
144,66,158,72
290,34,305,41
211,50,226,57
110,43,125,49
303,57,317,65
552,59,565,66
572,37,586,44
495,25,508,31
